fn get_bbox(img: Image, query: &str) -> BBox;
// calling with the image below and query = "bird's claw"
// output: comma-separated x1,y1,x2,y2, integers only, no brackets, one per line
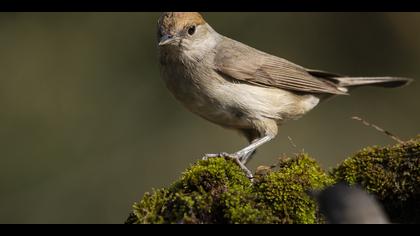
202,152,235,160
202,152,254,181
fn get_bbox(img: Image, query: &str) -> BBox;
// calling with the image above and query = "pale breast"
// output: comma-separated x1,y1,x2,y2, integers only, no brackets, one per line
203,80,320,124
159,50,320,130
161,64,250,128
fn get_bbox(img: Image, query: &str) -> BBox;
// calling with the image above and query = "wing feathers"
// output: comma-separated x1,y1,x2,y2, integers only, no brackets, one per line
215,38,347,95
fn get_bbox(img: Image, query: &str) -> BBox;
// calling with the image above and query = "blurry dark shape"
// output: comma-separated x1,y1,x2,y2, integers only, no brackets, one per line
311,183,390,224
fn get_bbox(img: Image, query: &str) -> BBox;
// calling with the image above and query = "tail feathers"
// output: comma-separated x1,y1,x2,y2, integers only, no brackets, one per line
306,69,413,89
333,77,413,88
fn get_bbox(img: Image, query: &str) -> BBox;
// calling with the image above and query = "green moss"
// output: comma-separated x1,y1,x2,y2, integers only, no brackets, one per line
332,137,420,223
126,137,420,224
255,154,334,224
126,155,331,224
129,188,167,224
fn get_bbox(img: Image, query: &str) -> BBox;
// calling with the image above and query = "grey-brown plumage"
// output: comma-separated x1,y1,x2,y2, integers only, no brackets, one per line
214,39,347,95
157,12,413,178
214,35,412,95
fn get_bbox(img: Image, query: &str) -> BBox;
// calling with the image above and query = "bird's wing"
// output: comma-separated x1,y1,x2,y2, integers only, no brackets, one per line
214,38,347,95
306,69,345,79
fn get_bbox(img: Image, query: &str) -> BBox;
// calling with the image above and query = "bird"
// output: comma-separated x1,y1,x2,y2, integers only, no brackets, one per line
310,183,390,224
156,12,413,179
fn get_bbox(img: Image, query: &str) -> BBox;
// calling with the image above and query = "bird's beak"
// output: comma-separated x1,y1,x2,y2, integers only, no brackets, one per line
158,34,179,46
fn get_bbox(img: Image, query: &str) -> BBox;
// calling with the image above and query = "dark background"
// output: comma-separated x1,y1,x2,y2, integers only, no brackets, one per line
0,12,419,223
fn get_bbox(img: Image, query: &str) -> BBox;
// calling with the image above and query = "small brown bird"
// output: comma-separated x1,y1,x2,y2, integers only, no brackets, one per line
157,12,412,178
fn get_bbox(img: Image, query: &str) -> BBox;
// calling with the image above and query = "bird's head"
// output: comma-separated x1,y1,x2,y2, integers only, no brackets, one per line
157,12,221,59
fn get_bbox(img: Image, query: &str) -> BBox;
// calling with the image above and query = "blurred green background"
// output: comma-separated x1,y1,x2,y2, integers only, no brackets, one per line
0,12,419,223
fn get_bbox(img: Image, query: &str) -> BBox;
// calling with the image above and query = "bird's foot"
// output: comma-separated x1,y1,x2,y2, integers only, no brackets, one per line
202,152,235,160
202,152,254,181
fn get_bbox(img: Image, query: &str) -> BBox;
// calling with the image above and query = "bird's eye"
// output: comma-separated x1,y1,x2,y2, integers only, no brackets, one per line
187,25,196,35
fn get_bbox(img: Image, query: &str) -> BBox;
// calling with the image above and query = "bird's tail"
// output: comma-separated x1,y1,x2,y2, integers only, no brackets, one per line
307,69,414,90
333,76,413,88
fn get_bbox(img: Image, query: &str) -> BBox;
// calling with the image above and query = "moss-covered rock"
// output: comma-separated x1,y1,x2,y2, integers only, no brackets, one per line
254,154,334,224
332,136,420,223
126,154,332,224
126,136,420,224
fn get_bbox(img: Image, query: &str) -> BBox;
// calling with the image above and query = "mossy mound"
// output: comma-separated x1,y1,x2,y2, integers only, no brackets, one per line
127,137,420,224
126,154,333,224
254,155,334,223
332,137,420,223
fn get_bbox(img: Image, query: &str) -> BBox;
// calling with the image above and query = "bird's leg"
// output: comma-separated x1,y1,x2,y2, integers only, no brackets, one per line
239,150,256,166
236,150,257,165
202,135,274,180
236,135,273,164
